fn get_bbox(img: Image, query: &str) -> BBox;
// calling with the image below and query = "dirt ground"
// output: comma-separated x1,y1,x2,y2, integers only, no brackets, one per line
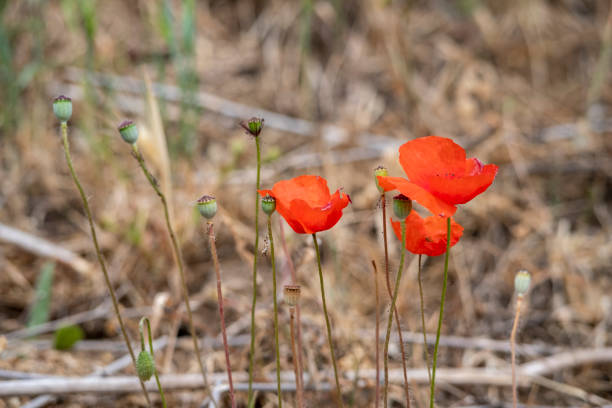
1,1,611,407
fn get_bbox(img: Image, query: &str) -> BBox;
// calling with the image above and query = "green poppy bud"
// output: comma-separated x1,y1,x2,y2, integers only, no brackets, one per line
514,270,531,296
53,95,72,122
136,350,155,381
392,194,412,220
261,194,276,215
118,120,139,144
197,195,217,219
284,285,301,307
374,165,388,194
240,117,264,137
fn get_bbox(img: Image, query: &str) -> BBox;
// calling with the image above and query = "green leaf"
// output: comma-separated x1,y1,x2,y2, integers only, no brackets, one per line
53,325,84,350
27,262,55,328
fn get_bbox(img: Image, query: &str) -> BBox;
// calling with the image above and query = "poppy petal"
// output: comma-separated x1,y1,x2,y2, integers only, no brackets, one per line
391,212,463,256
398,136,467,186
377,176,457,217
271,175,331,208
425,163,498,204
287,189,349,234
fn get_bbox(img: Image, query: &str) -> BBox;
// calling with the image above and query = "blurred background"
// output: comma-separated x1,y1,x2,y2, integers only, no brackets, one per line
1,0,611,407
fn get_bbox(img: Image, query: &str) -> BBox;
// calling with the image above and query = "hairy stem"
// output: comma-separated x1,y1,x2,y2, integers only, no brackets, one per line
418,254,432,383
268,217,283,407
61,123,151,406
429,217,451,408
290,308,304,408
383,220,407,408
371,260,381,408
381,194,410,406
130,145,212,404
248,137,262,407
511,296,523,408
312,233,344,408
208,222,236,408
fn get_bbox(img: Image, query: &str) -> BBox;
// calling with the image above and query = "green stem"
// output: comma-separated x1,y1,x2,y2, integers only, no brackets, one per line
60,123,151,406
383,220,406,408
208,222,236,408
418,254,432,383
130,144,213,405
429,217,451,408
381,194,411,406
372,260,380,408
312,233,344,408
139,317,167,408
268,217,283,407
248,136,262,408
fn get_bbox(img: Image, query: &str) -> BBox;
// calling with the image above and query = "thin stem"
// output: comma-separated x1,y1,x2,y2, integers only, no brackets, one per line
60,123,151,406
279,220,304,389
381,194,411,406
429,217,451,408
139,317,167,408
371,260,381,408
418,254,432,383
208,222,236,408
312,233,344,408
511,296,523,408
248,136,262,407
130,144,212,404
290,308,304,408
268,217,283,408
383,220,407,408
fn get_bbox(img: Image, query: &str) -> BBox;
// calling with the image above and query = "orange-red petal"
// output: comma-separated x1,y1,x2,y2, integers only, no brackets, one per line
397,136,498,205
377,176,457,217
391,212,463,256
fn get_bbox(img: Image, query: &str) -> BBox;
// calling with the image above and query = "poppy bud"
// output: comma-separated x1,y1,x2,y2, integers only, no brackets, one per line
240,117,264,137
53,95,72,122
284,285,301,307
118,120,139,144
136,350,155,381
197,195,217,219
374,165,388,194
514,270,531,297
392,194,412,220
262,195,276,215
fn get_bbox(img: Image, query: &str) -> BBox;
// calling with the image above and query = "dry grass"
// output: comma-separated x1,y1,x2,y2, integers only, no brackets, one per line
1,1,611,407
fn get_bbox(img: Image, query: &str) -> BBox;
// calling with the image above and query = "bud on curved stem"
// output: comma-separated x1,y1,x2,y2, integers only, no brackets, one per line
138,317,167,408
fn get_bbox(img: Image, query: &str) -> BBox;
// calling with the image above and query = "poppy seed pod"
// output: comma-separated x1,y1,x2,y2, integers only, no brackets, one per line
136,350,155,381
284,285,301,307
514,270,531,296
262,195,276,215
374,165,388,194
393,194,412,220
240,117,264,137
197,195,217,219
53,95,72,122
118,120,139,144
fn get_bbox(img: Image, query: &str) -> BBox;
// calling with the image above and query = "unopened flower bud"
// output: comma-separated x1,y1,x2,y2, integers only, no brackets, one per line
393,194,412,220
514,270,531,296
240,117,264,137
374,165,388,194
197,195,217,219
284,285,301,307
136,350,155,381
118,120,139,144
262,195,276,215
53,95,72,122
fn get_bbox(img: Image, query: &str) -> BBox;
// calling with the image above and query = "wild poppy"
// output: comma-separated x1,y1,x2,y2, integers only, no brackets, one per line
259,175,351,234
377,136,498,217
391,212,463,257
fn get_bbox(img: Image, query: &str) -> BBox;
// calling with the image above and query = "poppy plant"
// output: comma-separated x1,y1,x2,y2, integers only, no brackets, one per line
258,175,351,234
390,212,463,257
260,174,350,407
377,136,498,216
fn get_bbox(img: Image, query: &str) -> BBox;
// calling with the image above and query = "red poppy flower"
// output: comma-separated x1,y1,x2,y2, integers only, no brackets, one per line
391,212,463,256
377,136,498,217
259,175,351,234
